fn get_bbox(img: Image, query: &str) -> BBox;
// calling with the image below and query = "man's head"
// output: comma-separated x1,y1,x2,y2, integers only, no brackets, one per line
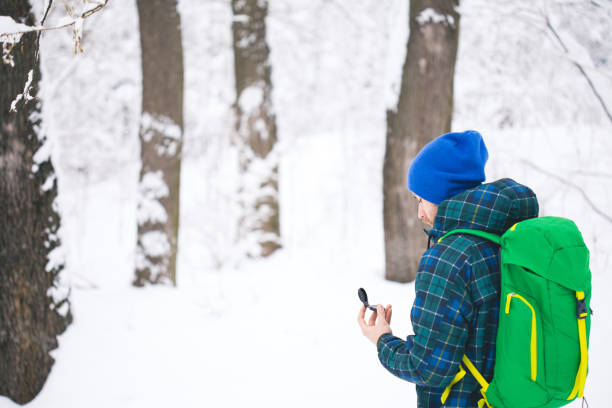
408,130,488,224
412,193,438,227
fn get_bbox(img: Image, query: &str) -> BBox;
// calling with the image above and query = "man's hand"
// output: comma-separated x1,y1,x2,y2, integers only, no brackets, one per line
357,304,392,345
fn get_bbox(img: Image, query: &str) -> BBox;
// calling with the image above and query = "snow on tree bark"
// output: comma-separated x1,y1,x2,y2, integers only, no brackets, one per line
383,0,460,282
232,0,281,258
0,1,71,403
134,0,184,286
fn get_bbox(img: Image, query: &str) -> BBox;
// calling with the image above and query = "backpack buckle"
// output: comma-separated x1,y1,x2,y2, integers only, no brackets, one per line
576,298,587,319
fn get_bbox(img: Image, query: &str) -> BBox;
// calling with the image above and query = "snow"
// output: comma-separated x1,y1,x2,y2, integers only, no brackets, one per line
238,85,264,114
236,145,280,257
138,230,170,259
0,16,36,35
140,112,182,141
43,243,63,272
140,112,182,156
416,7,455,27
253,117,268,140
9,69,34,112
0,16,29,67
32,144,52,174
137,171,169,225
237,32,256,48
232,14,249,23
1,0,610,407
383,1,409,110
41,172,56,191
45,257,71,318
55,302,70,318
1,37,18,66
135,229,171,284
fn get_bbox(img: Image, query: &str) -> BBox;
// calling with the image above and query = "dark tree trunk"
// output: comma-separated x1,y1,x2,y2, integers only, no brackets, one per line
231,0,281,258
383,0,460,282
135,0,184,286
0,1,71,403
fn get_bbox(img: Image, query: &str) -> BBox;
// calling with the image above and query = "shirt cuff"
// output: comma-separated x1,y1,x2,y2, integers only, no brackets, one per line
376,332,395,351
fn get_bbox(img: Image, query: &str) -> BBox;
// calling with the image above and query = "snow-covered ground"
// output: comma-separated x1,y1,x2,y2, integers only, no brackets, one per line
2,0,612,406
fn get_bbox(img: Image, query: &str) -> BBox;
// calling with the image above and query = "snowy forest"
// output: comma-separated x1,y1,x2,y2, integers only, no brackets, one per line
0,0,611,406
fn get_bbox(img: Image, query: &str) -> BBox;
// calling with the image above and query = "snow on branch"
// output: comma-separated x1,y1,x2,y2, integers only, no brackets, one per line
1,0,109,112
0,17,33,66
0,16,37,36
0,0,109,56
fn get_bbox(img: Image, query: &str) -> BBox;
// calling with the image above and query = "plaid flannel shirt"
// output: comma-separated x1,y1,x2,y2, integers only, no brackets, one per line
377,179,538,408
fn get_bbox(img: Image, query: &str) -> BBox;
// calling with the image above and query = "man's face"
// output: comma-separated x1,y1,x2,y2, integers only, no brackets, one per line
412,194,439,227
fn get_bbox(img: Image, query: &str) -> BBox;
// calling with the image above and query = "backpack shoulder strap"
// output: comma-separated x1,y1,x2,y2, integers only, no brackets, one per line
437,228,502,245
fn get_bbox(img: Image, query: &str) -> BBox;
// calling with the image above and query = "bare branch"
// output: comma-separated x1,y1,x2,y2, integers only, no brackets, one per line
83,0,109,19
545,17,612,126
521,159,612,224
0,0,108,38
35,0,55,62
41,0,55,25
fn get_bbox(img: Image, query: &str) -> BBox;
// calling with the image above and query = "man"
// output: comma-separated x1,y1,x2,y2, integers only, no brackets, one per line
358,130,539,407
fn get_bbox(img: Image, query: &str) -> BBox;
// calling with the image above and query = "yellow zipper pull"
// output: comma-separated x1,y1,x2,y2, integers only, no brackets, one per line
505,292,514,314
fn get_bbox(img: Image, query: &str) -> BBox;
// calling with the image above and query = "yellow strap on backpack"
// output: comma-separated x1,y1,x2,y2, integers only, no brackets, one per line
567,291,588,400
461,355,489,391
441,364,466,404
441,355,491,406
477,397,492,408
505,292,538,381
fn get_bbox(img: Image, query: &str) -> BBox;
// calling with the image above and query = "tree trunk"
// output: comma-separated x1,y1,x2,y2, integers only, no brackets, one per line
0,1,71,403
383,0,460,282
231,0,281,258
134,0,184,286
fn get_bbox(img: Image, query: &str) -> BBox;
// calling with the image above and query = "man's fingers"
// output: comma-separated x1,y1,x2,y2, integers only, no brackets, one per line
357,305,366,320
376,305,386,325
368,309,377,325
386,304,393,323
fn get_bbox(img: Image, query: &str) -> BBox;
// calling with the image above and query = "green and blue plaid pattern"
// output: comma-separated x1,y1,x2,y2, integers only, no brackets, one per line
377,179,538,408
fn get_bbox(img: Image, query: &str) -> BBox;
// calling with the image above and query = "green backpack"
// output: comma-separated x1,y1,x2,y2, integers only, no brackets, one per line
438,216,591,408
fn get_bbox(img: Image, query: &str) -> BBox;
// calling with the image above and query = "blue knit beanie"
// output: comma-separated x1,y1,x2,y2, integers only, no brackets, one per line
407,130,488,205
